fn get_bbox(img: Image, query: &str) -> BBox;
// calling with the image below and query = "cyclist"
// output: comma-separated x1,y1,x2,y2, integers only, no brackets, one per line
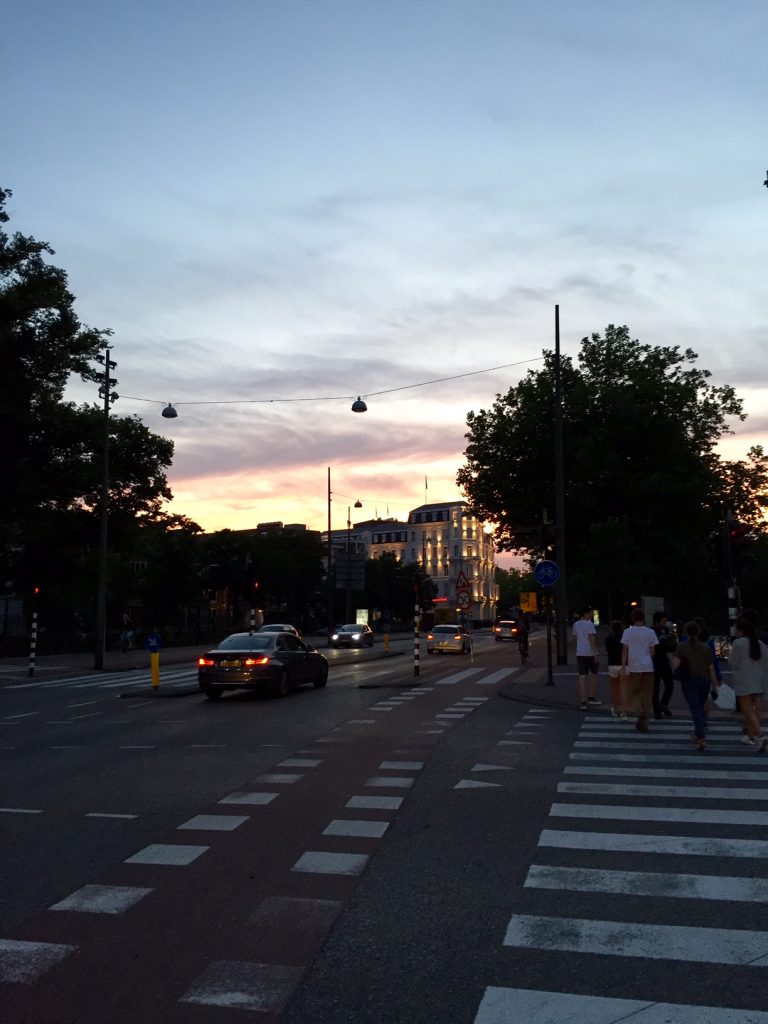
517,616,530,663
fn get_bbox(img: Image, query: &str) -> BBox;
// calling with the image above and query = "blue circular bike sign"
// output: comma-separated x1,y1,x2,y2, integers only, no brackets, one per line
534,560,560,586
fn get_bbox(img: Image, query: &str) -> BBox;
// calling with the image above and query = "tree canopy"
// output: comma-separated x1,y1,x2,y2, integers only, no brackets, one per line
457,325,768,622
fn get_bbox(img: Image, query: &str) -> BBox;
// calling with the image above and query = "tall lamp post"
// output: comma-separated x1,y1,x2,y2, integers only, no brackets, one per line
553,304,569,664
345,500,363,622
94,347,118,670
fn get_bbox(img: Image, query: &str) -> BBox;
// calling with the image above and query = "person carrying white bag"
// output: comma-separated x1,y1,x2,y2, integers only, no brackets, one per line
729,617,768,750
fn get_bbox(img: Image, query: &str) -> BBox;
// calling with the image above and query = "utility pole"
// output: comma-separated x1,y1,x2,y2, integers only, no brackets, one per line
553,305,569,664
94,347,118,670
327,467,334,638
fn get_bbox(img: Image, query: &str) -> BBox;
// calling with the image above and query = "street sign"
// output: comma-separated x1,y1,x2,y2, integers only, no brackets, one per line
456,570,470,591
457,591,472,610
534,560,560,587
519,591,538,613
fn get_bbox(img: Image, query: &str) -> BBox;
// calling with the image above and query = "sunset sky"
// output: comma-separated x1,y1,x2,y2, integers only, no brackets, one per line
5,0,767,561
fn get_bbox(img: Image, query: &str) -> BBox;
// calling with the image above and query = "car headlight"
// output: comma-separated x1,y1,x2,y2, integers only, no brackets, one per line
331,634,339,640
352,633,361,640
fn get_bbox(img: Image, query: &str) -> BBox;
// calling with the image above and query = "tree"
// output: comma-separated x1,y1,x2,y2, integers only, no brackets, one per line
0,187,179,636
457,325,764,621
365,553,437,623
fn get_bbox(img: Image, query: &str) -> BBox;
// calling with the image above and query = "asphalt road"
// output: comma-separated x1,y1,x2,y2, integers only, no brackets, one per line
3,635,768,1023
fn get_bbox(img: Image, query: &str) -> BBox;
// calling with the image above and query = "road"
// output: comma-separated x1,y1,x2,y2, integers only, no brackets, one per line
3,634,768,1023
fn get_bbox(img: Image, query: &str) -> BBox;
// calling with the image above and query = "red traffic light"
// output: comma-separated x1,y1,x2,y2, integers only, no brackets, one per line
729,523,750,541
33,585,41,595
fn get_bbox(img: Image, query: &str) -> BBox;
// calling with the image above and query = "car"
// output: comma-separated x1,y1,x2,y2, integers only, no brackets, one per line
426,624,471,655
493,619,524,642
197,631,328,699
329,623,374,648
257,623,301,636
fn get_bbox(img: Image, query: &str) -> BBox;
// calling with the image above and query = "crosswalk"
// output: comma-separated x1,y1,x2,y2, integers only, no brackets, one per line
474,714,768,1022
2,666,199,691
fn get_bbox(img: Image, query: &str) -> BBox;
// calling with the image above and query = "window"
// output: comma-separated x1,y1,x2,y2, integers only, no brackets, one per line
453,545,459,556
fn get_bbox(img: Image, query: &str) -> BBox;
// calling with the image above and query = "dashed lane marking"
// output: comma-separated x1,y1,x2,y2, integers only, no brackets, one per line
455,779,501,789
322,819,389,838
50,884,152,914
125,843,209,865
0,807,43,814
85,812,138,819
378,761,424,770
219,792,278,806
559,781,768,800
180,959,304,1012
0,938,77,984
539,829,768,859
292,851,369,876
278,758,323,768
178,814,249,831
365,776,414,789
254,773,303,783
346,795,403,810
550,802,768,826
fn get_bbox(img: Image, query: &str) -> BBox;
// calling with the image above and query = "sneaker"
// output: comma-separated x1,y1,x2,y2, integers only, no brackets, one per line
741,735,757,747
609,707,618,718
579,701,588,710
587,697,602,706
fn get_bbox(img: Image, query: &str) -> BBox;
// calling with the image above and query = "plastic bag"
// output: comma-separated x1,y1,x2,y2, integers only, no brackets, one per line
712,681,736,711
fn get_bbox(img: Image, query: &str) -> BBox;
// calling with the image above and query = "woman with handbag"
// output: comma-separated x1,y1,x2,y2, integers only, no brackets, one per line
673,620,718,751
729,617,768,748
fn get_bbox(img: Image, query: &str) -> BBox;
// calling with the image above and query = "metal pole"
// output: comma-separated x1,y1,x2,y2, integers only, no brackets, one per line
28,609,38,678
250,607,256,634
553,305,569,665
326,468,334,638
94,347,114,671
345,506,351,623
545,590,554,685
413,600,420,676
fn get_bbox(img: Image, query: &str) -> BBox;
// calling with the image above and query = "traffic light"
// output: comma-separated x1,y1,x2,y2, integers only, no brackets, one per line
728,521,752,574
707,533,724,573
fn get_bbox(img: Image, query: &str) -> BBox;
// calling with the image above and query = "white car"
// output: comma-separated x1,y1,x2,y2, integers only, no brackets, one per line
330,623,375,648
426,624,471,655
258,623,301,637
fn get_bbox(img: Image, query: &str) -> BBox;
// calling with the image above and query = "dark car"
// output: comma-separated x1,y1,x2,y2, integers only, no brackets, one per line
493,619,524,642
329,623,374,648
198,631,328,699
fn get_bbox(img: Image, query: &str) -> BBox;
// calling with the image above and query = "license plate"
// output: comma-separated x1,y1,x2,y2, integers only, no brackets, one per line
220,659,241,668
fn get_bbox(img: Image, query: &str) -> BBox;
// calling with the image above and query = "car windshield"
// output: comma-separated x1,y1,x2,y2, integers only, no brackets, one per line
434,626,458,634
340,624,363,632
216,634,275,651
500,621,518,627
259,624,289,632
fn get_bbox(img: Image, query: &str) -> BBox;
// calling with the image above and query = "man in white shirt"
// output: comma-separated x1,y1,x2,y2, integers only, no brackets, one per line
573,608,601,711
621,607,658,732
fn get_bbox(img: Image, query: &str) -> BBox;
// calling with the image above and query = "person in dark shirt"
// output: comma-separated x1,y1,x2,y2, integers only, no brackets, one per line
652,611,675,719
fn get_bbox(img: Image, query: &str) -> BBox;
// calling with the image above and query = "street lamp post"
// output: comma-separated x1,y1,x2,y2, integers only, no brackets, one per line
344,500,363,623
94,346,118,670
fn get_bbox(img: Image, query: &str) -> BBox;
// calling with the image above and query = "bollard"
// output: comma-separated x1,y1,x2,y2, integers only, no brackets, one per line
150,651,160,689
28,610,38,678
413,604,420,676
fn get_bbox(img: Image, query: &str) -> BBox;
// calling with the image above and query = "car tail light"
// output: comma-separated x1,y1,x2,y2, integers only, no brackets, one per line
198,657,214,666
244,656,269,666
427,633,434,640
454,634,462,640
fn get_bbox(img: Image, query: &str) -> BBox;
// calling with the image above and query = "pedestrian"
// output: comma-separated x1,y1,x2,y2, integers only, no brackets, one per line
651,611,676,719
605,619,628,718
692,616,722,717
573,608,602,711
621,607,657,732
729,617,768,749
673,620,718,751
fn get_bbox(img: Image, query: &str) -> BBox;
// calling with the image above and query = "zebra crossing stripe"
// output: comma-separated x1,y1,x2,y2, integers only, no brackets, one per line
559,781,768,800
570,753,768,766
579,732,746,744
502,913,768,965
474,668,517,686
565,765,768,781
539,828,768,859
550,802,768,826
524,864,768,903
435,668,485,685
474,985,768,1023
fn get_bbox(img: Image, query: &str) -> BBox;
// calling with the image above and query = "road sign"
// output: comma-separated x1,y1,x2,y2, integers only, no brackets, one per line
519,591,538,613
457,591,472,610
534,560,560,587
456,570,470,591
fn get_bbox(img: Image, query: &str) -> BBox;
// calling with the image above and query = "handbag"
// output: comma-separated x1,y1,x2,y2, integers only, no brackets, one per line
672,655,690,682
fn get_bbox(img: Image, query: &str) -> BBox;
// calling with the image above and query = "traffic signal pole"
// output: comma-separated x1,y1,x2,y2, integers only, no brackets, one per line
553,305,569,664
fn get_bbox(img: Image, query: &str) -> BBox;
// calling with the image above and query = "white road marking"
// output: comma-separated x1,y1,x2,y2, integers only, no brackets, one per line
455,779,501,789
525,864,768,903
119,745,156,750
278,758,323,768
85,812,138,819
178,814,249,831
550,802,768,826
50,884,151,914
69,712,103,720
539,829,768,859
579,732,743,743
125,843,208,865
365,776,414,788
254,773,302,783
570,752,768,766
474,668,517,686
0,938,77,983
189,744,227,748
322,819,389,838
2,711,39,720
346,795,403,810
66,701,97,708
559,781,768,800
219,792,278,806
503,913,768,964
51,745,83,749
379,761,424,770
436,668,485,685
474,986,768,1024
472,763,513,772
347,719,376,724
497,740,531,746
565,765,768,781
180,959,303,1012
292,851,369,875
0,807,43,814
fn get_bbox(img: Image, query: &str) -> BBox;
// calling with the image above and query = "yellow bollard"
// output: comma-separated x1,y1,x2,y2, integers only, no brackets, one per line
150,650,160,689
384,633,390,652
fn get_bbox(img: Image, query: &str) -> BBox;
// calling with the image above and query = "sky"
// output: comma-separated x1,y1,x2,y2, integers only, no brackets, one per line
4,0,767,563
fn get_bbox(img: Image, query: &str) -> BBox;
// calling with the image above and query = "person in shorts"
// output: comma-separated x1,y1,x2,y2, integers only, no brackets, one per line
605,619,628,718
573,608,601,710
621,607,657,732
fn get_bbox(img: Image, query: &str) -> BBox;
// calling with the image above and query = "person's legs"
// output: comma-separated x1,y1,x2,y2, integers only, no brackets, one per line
631,673,649,730
659,660,674,715
587,663,601,704
682,677,707,746
578,673,587,705
640,672,654,727
619,671,629,716
739,694,761,740
653,667,663,718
